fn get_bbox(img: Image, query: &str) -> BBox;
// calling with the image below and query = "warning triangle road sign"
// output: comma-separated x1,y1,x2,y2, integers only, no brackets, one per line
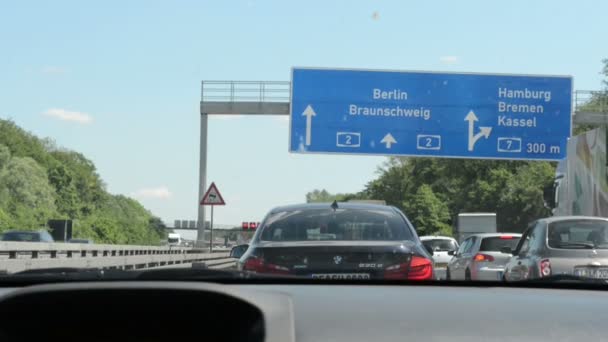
200,182,226,206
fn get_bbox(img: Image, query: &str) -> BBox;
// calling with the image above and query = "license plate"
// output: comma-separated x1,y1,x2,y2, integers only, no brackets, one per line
311,273,370,280
574,267,608,279
434,263,448,269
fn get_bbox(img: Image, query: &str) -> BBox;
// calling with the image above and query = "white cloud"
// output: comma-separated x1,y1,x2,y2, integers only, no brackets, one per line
439,56,459,64
41,66,67,74
131,186,173,200
43,108,93,124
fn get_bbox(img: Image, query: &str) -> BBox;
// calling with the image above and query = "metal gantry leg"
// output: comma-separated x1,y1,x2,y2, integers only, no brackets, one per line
197,112,208,247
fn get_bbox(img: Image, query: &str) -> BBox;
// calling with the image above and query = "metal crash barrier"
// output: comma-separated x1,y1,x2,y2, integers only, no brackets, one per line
0,242,236,274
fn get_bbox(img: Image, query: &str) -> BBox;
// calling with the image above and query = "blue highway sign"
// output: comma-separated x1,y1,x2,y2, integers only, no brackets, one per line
290,68,572,160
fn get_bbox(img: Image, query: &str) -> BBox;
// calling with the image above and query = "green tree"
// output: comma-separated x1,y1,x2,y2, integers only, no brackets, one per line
49,150,105,216
305,189,364,203
0,120,54,168
0,144,10,170
364,157,552,231
0,119,166,244
47,162,80,218
498,162,554,232
403,184,451,236
0,157,57,229
0,208,12,232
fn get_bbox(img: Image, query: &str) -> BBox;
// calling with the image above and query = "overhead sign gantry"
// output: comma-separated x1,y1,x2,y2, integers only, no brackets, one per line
290,68,572,160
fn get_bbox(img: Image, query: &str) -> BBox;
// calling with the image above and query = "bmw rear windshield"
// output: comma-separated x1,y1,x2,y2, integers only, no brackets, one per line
259,208,413,242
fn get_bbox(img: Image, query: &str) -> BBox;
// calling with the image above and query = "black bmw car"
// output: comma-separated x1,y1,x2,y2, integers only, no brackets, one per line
237,202,434,280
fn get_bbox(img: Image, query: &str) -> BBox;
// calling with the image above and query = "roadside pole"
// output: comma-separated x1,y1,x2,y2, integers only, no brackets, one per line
197,113,208,247
209,206,214,253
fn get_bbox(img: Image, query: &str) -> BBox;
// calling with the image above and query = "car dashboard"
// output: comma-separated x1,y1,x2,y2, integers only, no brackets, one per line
0,280,606,341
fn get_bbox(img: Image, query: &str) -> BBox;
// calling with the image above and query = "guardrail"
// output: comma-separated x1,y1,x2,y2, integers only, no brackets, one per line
0,242,237,274
201,81,290,103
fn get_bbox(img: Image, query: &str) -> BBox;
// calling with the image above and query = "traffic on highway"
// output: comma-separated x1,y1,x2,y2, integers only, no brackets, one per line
2,1,608,341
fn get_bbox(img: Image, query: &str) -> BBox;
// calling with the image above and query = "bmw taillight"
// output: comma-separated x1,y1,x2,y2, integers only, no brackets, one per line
540,259,551,277
473,253,495,262
407,256,434,280
384,256,433,280
243,256,290,275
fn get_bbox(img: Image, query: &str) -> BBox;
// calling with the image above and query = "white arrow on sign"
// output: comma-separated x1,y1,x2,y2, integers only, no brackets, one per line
302,105,316,146
465,110,492,151
380,133,397,149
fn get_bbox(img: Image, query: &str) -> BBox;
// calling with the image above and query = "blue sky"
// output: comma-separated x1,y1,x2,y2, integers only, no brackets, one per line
1,0,607,226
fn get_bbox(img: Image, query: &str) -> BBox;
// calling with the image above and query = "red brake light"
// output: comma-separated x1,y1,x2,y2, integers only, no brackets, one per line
500,236,515,239
243,257,290,275
473,253,495,262
384,256,433,280
540,259,551,277
407,256,433,280
243,256,264,271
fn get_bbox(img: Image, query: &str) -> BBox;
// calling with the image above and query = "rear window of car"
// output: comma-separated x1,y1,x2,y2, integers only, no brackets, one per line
479,236,520,252
422,239,458,251
548,220,608,249
260,208,413,242
1,232,39,242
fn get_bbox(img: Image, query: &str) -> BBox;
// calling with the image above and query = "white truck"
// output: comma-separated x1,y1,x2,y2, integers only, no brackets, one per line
167,233,182,247
455,213,497,243
547,127,608,217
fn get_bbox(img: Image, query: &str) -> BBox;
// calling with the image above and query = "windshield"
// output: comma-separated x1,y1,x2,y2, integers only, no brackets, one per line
1,2,608,287
422,239,458,252
260,208,412,242
480,237,520,252
548,220,608,249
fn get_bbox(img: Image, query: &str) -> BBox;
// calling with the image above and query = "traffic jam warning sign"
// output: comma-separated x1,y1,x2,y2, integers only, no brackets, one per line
200,182,226,206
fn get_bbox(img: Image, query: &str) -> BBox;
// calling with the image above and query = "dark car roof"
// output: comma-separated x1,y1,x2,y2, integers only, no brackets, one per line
269,202,396,214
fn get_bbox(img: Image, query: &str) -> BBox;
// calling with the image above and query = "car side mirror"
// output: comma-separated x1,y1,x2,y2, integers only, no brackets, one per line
543,183,556,209
447,250,456,256
230,244,249,258
229,248,240,258
423,244,434,256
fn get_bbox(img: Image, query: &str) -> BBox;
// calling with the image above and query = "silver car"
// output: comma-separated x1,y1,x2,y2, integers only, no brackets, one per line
447,233,521,281
504,216,608,281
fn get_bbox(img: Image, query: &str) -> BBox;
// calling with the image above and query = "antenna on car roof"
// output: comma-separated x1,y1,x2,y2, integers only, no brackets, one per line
330,200,339,211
